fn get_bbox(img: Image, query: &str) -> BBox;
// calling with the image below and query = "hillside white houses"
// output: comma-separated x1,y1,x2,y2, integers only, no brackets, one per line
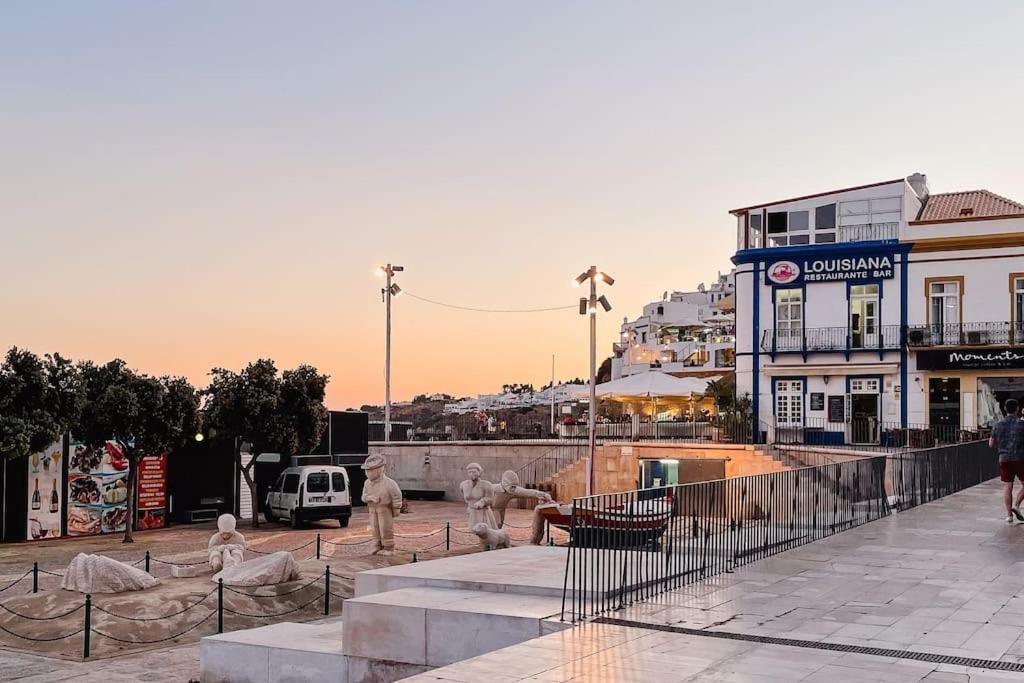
732,173,1024,444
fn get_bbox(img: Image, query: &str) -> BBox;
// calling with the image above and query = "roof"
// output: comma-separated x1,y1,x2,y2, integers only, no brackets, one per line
915,190,1024,223
729,178,905,215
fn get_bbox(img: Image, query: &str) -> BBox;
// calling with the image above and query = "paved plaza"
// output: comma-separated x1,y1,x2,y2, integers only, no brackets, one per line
411,479,1024,681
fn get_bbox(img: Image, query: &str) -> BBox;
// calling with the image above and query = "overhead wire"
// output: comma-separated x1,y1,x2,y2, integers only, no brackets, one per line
401,290,576,314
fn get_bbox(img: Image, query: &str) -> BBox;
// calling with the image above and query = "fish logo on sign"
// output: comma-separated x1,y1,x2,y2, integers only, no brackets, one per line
768,260,801,285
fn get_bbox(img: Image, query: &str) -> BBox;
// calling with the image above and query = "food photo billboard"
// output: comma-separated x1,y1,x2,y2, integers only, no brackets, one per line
66,441,130,536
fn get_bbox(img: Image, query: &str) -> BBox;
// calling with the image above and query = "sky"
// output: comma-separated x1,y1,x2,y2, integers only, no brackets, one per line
2,1,1023,409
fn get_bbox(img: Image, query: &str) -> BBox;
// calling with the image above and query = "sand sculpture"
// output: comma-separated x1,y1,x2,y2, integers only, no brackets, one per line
360,454,403,556
208,514,245,572
61,553,160,593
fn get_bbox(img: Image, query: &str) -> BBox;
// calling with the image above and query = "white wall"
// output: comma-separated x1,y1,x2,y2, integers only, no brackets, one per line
908,249,1023,325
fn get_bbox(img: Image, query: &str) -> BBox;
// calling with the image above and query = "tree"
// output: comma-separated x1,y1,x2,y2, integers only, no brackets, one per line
0,348,84,461
77,360,198,543
204,360,329,527
597,357,612,384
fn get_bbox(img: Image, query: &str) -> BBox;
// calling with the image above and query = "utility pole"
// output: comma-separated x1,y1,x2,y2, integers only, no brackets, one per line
550,354,556,436
575,266,614,496
377,264,404,442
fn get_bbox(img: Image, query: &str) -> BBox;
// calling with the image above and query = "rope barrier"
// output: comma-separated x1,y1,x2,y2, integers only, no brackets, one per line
36,569,66,577
0,621,85,642
0,570,32,593
92,610,216,644
321,536,374,547
150,557,208,567
0,601,85,621
92,589,217,621
222,592,324,619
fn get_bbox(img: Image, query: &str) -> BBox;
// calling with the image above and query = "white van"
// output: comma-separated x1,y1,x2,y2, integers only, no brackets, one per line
265,466,352,528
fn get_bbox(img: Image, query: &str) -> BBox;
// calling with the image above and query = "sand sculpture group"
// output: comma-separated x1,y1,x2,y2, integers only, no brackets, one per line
461,462,553,550
57,456,553,595
60,513,299,595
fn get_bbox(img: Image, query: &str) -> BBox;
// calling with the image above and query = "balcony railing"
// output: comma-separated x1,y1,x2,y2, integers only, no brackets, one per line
838,222,899,243
906,322,1024,348
760,325,903,353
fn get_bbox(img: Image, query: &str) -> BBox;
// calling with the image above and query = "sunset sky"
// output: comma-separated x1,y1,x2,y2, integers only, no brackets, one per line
2,2,1023,408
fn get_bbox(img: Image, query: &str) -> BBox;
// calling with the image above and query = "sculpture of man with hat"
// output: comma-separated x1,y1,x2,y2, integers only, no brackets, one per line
361,454,403,556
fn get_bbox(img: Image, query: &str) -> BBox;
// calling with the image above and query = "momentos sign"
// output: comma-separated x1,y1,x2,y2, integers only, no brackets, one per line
916,349,1024,371
765,253,895,286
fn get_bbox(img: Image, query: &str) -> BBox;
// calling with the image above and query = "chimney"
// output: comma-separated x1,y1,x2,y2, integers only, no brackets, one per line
907,173,929,200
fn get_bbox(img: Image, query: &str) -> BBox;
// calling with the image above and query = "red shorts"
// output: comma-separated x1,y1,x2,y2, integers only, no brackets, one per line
1000,462,1024,482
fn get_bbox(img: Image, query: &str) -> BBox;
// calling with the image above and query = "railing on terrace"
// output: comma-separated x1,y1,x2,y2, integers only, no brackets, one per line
760,325,903,353
557,418,760,445
561,454,890,621
838,221,900,243
516,440,588,489
773,417,987,452
906,322,1024,348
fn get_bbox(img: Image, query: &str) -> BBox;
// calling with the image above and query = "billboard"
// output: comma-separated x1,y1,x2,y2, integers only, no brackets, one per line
27,441,64,540
67,441,129,536
137,453,168,530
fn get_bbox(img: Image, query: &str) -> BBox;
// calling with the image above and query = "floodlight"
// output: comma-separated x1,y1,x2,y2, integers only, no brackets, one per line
392,265,404,272
574,271,590,287
579,298,588,315
390,283,402,296
598,295,612,312
599,272,615,286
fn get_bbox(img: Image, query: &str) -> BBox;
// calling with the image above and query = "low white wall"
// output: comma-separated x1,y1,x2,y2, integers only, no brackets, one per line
369,441,561,501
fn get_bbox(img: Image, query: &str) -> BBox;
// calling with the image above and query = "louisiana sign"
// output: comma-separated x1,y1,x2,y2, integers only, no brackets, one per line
765,253,895,285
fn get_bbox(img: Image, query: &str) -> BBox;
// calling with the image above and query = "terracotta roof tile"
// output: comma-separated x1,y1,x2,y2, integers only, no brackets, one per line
918,190,1024,222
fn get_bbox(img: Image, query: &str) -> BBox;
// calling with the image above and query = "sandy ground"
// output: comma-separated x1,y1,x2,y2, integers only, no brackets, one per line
0,501,565,664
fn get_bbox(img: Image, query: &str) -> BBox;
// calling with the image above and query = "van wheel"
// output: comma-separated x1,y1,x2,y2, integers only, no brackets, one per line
265,509,276,523
290,512,302,529
338,516,350,528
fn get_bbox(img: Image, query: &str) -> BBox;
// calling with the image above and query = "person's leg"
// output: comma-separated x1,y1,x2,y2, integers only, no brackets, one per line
1004,481,1015,518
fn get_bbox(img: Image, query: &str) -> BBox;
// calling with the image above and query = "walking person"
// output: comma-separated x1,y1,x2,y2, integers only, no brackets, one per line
989,398,1024,523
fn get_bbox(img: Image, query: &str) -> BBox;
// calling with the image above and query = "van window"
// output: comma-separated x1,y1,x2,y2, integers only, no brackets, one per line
273,474,285,492
283,473,300,494
306,473,330,493
332,472,347,492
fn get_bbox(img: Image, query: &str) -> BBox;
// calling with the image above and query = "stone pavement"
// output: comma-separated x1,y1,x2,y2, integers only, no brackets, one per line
0,642,199,682
410,478,1024,681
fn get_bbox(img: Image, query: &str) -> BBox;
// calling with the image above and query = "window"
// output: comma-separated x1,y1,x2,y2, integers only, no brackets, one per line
815,203,836,243
849,378,880,393
767,212,788,247
850,284,879,348
789,211,809,231
306,473,330,493
749,214,763,248
273,474,286,493
283,473,300,494
775,380,804,427
332,472,347,492
838,197,902,241
928,279,962,344
776,289,803,349
1014,276,1024,336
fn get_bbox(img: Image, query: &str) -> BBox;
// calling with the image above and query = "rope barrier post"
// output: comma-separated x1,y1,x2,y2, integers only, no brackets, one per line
217,579,224,634
446,522,451,551
316,533,321,560
83,594,91,659
323,566,331,616
145,551,151,574
32,562,38,594
412,553,417,563
547,520,552,546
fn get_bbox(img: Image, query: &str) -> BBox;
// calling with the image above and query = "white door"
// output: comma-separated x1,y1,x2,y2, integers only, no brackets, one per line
850,285,879,349
775,380,805,428
929,282,960,345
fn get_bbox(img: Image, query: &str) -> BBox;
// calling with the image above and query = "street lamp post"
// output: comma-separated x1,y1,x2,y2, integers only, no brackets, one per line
377,264,404,442
575,266,614,495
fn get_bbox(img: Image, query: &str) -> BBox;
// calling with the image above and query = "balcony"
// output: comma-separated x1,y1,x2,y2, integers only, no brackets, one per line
906,322,1024,348
760,325,903,353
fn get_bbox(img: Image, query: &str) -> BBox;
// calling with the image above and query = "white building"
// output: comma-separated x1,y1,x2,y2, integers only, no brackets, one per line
611,273,736,381
732,173,1024,444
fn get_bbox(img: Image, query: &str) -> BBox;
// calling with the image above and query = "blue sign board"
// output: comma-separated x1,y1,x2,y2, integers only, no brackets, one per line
765,251,896,286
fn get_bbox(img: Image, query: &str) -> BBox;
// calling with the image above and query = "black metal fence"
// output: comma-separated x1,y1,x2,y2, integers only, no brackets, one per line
561,454,889,622
888,440,999,511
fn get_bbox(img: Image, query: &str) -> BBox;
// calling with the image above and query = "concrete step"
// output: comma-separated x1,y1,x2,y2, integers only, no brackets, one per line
201,621,347,683
342,586,568,669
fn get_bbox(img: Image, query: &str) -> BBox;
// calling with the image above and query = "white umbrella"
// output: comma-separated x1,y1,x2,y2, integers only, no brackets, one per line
594,372,716,399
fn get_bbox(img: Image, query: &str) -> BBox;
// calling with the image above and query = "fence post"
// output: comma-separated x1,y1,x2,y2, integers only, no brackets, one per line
445,522,451,551
32,562,38,594
316,533,321,560
145,551,151,574
412,553,417,563
546,520,552,546
83,594,91,659
217,579,224,634
323,566,331,616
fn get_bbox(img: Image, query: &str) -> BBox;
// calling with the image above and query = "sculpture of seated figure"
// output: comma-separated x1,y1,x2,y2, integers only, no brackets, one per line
208,514,245,572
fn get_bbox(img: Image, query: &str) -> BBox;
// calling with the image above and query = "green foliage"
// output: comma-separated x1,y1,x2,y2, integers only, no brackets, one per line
0,348,84,460
204,359,330,457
